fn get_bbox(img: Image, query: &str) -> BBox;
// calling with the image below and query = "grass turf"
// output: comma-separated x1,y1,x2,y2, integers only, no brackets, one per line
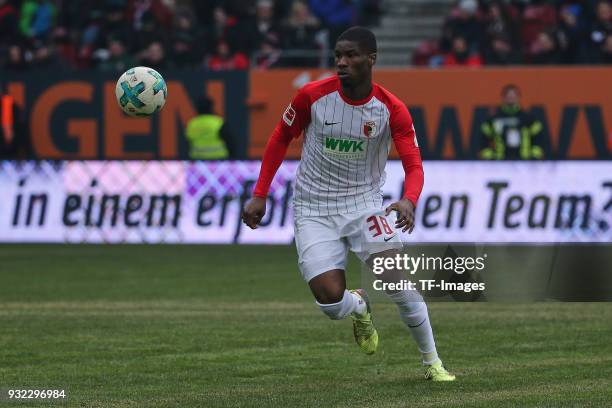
1,244,611,407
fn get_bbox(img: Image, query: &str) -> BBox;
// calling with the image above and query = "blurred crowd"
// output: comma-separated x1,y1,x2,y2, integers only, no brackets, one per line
0,0,381,72
2,0,610,72
414,0,612,67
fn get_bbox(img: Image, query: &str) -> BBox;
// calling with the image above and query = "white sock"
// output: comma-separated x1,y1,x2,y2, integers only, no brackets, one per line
388,290,439,365
422,350,440,366
317,290,363,320
351,291,367,316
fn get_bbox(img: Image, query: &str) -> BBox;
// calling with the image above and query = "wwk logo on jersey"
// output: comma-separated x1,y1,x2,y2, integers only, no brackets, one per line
283,103,296,126
324,136,366,159
363,121,376,137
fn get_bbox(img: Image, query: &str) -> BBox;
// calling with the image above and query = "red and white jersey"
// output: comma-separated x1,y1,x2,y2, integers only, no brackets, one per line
254,76,423,217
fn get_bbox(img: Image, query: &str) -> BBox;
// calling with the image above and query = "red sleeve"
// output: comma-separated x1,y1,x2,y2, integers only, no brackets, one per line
390,101,424,207
253,88,311,198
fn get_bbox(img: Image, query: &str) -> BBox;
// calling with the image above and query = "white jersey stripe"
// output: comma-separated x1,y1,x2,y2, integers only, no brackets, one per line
293,91,393,217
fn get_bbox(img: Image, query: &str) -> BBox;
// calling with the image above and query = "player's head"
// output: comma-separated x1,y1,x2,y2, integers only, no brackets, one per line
501,84,521,106
335,26,377,86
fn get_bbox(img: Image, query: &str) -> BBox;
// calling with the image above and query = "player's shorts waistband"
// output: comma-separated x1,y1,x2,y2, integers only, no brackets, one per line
292,198,384,218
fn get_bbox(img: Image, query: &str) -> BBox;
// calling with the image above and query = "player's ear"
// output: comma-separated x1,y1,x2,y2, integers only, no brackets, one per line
369,52,377,67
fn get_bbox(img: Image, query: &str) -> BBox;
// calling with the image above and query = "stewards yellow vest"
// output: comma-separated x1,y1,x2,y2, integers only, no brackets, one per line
185,114,228,159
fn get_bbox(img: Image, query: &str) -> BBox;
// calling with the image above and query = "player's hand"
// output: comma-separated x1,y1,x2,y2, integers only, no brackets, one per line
385,198,416,233
242,197,267,229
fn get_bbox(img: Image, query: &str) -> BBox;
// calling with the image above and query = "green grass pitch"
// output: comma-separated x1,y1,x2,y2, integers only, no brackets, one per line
1,244,611,407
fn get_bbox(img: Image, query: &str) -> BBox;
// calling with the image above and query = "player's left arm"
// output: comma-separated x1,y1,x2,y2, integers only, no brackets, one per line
385,101,424,233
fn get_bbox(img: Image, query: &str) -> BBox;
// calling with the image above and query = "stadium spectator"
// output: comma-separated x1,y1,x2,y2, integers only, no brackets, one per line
30,41,65,70
442,35,483,67
255,33,284,69
482,0,520,50
207,41,249,70
557,2,588,63
102,3,133,49
128,0,173,31
76,10,107,69
280,0,321,67
185,96,235,160
3,0,610,70
520,0,557,50
0,83,27,159
0,0,19,47
52,26,78,69
255,0,282,42
170,10,205,68
597,33,612,62
139,41,171,71
480,84,545,160
439,0,483,54
308,0,354,45
484,33,523,65
412,39,440,67
529,29,562,64
3,44,28,71
588,0,612,61
19,0,56,40
96,37,136,72
131,10,167,55
211,5,258,56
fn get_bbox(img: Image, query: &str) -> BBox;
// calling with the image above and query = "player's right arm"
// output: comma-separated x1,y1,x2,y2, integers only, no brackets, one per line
242,88,311,229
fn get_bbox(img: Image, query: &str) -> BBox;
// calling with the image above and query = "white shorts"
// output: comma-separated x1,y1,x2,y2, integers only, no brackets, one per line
294,209,404,282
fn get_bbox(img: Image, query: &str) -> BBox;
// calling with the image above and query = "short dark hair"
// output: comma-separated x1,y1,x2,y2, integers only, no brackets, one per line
501,83,520,96
336,26,377,54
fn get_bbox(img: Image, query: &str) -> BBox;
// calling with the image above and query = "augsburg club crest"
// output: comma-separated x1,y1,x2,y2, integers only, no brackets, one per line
363,121,376,137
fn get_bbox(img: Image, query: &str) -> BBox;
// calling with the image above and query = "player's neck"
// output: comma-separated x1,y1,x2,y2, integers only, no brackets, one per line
341,80,373,102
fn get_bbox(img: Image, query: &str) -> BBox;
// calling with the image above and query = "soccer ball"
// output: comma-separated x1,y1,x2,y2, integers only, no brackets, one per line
115,66,168,116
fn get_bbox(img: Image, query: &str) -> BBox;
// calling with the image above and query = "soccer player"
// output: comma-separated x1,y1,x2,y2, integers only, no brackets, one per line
242,26,455,381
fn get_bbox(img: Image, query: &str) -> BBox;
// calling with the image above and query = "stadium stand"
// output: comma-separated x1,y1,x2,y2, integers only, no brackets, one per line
0,0,610,70
416,0,612,67
0,0,383,70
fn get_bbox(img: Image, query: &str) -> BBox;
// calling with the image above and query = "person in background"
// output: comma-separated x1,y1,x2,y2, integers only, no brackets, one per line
96,37,136,72
529,29,562,64
3,44,28,71
139,41,172,71
30,41,65,70
588,0,612,61
185,96,235,160
207,40,249,70
597,33,612,63
308,0,354,46
255,33,283,69
483,33,522,65
0,83,27,159
482,0,519,47
170,10,204,68
557,3,588,63
480,84,545,160
439,0,483,54
255,0,281,43
19,0,56,40
280,0,321,67
0,0,19,47
442,35,483,66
